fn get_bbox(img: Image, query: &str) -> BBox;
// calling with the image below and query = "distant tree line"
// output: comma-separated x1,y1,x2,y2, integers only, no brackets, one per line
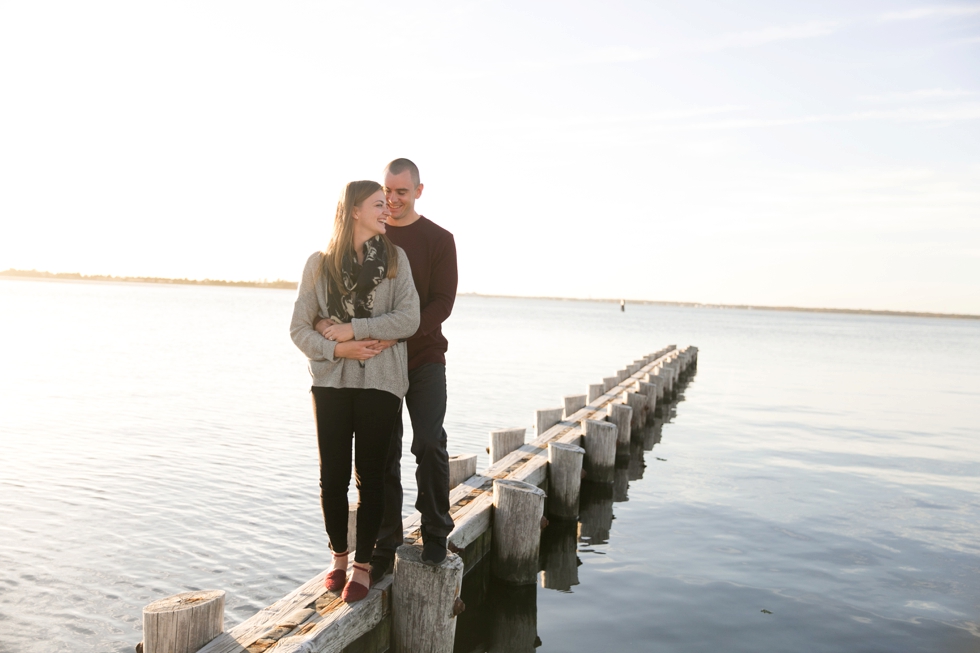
0,269,298,290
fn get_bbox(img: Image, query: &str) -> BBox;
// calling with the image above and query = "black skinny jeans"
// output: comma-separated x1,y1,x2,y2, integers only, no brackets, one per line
374,363,455,559
311,386,400,564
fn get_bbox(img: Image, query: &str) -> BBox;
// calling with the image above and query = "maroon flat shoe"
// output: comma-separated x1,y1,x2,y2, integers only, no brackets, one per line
325,550,349,592
342,563,372,603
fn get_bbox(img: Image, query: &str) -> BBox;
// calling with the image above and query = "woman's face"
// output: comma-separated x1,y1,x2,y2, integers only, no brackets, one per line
352,189,391,238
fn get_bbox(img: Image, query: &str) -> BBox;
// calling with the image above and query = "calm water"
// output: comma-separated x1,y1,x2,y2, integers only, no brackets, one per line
1,279,979,652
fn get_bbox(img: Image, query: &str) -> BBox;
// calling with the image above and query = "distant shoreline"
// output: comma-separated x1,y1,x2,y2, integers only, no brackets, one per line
0,268,297,290
458,292,980,321
3,269,977,321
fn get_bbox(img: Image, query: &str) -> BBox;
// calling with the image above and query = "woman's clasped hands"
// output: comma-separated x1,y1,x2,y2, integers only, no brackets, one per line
315,317,394,361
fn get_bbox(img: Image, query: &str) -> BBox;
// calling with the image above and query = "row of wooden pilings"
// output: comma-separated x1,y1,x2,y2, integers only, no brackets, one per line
137,345,698,653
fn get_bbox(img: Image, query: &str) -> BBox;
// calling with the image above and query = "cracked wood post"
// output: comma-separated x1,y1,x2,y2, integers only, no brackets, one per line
393,545,464,653
142,590,224,653
490,427,526,464
547,442,585,520
587,383,605,403
638,381,657,423
491,479,547,585
624,391,646,431
581,419,616,483
602,376,619,392
562,394,587,418
449,453,478,489
535,407,563,436
616,369,629,382
347,503,358,555
607,403,633,456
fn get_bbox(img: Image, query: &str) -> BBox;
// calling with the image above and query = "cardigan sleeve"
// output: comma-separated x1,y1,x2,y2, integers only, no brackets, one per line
290,252,338,362
351,249,421,341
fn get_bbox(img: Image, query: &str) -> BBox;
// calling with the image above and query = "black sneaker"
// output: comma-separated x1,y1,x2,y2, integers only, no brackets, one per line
420,535,448,566
370,555,392,583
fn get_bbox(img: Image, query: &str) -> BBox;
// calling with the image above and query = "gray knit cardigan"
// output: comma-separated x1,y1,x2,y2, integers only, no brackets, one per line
289,248,420,398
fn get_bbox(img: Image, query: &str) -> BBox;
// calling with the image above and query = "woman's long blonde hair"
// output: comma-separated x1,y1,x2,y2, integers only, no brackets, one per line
321,180,399,289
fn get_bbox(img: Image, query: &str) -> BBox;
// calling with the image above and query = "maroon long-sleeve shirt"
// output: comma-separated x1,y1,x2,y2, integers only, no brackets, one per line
385,215,457,370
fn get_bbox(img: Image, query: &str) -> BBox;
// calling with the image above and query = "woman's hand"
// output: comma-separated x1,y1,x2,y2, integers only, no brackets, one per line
314,317,336,337
321,322,355,343
335,340,382,360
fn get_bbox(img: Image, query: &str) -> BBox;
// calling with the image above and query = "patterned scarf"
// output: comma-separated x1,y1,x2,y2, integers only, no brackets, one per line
325,236,388,324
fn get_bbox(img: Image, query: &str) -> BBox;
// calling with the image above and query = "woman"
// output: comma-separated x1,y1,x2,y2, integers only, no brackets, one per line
290,180,420,603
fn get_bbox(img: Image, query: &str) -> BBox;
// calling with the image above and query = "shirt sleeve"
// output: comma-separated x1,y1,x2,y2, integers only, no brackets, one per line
351,250,421,341
290,254,338,362
416,232,458,337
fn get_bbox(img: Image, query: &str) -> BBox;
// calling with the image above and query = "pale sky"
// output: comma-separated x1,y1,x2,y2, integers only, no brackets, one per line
1,1,978,313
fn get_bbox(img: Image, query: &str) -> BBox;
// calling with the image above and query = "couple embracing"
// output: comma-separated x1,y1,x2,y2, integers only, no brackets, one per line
289,158,457,603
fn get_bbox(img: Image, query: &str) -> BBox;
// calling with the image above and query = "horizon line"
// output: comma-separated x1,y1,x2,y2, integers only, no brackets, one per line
2,268,977,322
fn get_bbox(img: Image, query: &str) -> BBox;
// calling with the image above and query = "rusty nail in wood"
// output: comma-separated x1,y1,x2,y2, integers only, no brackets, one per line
453,597,466,616
540,516,549,529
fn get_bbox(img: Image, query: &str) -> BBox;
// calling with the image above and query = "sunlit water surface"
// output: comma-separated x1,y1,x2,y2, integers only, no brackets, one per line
1,279,978,652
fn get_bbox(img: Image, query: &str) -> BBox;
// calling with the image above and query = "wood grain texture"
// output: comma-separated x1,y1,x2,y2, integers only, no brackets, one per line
534,408,563,436
562,394,587,418
607,402,633,451
392,546,464,653
546,442,584,521
491,479,546,585
270,576,393,653
143,590,225,653
587,383,605,403
489,428,526,464
581,419,616,484
448,454,478,490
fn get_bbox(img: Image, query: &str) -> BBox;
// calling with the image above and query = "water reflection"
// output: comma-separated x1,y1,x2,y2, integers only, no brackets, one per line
539,520,580,592
577,481,614,546
453,383,695,651
488,583,540,653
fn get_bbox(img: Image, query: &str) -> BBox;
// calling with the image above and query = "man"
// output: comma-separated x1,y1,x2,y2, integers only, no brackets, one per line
318,158,457,575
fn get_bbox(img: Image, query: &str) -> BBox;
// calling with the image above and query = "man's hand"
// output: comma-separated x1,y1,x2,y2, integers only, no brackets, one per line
335,340,382,360
314,317,336,337
321,322,355,342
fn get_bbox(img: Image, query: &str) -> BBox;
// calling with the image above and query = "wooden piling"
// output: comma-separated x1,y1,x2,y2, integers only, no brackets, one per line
624,391,646,430
546,442,585,520
393,545,464,653
449,454,478,490
615,369,629,382
587,383,605,403
142,590,224,653
489,427,526,464
638,381,657,421
606,403,632,455
581,419,616,483
562,394,587,418
347,503,358,554
602,376,619,392
491,479,546,585
535,408,563,435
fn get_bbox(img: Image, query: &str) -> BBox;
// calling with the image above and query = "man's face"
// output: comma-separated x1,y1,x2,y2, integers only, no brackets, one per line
383,169,423,221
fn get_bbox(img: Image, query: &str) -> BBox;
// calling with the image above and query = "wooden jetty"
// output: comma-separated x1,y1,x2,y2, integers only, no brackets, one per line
138,345,698,653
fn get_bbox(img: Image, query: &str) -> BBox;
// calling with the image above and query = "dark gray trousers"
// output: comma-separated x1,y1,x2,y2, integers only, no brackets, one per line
374,363,455,559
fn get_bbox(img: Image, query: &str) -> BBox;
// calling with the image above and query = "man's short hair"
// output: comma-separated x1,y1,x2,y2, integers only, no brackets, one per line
384,158,421,187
